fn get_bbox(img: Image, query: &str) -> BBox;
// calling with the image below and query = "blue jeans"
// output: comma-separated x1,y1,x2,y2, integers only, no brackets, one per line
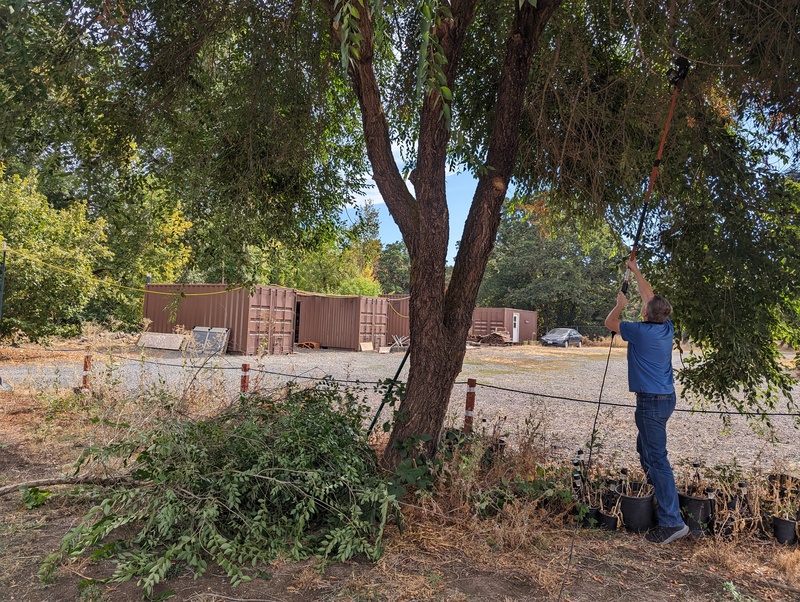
635,392,684,528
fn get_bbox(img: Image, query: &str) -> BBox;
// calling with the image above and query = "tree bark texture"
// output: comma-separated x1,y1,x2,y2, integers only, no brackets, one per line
330,0,562,467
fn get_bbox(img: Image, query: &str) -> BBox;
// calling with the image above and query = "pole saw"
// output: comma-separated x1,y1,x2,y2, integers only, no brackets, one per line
621,56,690,295
558,55,690,602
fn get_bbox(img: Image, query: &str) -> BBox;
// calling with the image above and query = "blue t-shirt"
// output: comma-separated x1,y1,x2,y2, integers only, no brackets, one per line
618,319,675,394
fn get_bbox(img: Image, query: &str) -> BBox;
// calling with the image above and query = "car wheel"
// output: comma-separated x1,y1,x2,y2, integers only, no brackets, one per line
577,340,582,348
564,340,569,348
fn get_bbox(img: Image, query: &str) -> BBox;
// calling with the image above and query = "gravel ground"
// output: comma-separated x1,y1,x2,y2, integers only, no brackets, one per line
2,342,798,475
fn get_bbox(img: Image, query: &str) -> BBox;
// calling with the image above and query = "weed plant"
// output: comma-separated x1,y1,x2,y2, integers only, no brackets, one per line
409,410,575,524
40,380,400,594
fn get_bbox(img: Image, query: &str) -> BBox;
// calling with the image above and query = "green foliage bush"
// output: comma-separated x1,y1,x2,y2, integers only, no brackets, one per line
41,381,400,594
0,167,110,341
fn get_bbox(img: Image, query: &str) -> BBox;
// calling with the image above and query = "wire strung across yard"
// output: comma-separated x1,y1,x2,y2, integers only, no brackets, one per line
95,352,800,418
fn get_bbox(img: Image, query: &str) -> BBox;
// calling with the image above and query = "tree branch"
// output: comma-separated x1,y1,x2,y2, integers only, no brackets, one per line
415,0,478,192
0,476,132,497
324,0,419,250
448,0,562,325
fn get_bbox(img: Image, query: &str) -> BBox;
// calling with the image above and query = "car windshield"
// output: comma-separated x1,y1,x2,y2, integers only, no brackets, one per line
546,328,570,336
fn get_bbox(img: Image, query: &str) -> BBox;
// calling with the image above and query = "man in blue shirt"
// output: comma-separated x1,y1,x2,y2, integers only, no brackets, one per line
605,260,689,544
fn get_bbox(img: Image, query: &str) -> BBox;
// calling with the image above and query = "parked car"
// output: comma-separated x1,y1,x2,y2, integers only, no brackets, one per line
540,328,583,348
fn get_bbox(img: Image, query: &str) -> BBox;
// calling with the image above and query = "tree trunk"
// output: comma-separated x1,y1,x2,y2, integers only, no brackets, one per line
326,0,563,468
381,0,562,467
381,216,474,466
382,330,467,467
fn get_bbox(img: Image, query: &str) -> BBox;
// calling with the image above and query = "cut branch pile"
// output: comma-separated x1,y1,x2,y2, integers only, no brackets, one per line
479,331,513,346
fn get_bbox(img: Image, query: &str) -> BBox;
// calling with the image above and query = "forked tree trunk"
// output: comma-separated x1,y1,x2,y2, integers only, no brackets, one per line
325,0,563,468
381,245,476,466
382,334,466,467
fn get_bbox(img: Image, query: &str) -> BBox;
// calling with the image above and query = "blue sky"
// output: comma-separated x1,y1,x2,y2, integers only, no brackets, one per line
343,170,479,265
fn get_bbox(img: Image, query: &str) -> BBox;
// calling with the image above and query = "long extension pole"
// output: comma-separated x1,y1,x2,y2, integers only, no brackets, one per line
621,57,690,294
0,243,6,325
558,56,691,602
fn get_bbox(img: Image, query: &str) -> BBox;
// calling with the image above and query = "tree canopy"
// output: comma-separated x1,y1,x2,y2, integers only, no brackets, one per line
1,0,369,279
377,242,411,294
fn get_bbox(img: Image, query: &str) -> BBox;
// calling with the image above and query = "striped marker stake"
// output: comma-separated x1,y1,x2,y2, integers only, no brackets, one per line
464,378,476,434
240,363,251,394
81,347,91,396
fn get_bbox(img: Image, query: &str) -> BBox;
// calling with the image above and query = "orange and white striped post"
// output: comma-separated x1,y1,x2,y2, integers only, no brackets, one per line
464,378,476,434
240,363,250,394
81,346,91,396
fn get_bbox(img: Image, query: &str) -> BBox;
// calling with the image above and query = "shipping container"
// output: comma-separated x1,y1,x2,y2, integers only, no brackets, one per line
143,284,296,355
296,294,388,350
382,294,410,342
471,307,538,343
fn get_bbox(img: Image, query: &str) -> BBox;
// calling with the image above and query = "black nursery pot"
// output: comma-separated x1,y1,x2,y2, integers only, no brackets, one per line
598,510,618,531
678,492,714,536
615,485,656,533
772,516,798,545
581,506,601,528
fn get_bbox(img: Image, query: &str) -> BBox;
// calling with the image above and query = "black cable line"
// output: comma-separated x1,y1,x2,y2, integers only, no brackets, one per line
86,353,799,418
557,333,617,602
471,382,800,417
103,352,385,385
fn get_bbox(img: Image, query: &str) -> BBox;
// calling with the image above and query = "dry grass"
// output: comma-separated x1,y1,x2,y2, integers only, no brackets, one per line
772,548,800,580
691,539,746,572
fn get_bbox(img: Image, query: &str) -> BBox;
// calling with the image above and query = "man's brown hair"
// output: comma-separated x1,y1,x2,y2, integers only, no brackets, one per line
647,295,672,323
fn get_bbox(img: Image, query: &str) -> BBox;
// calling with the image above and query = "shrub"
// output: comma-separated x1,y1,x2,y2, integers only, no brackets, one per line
41,381,400,594
0,167,110,341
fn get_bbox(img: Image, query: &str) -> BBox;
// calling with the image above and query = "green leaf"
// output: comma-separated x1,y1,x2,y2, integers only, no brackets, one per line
21,486,52,509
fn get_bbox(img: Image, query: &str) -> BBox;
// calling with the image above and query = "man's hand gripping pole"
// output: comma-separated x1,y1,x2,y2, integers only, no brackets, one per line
620,56,689,296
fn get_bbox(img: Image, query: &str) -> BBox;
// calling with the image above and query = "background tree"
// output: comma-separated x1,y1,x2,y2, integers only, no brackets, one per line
0,168,110,341
478,203,623,334
84,168,193,328
376,242,411,294
0,0,369,284
235,203,383,296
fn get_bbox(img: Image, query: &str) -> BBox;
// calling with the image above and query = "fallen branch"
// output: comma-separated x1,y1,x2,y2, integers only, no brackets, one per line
0,476,131,497
752,578,800,597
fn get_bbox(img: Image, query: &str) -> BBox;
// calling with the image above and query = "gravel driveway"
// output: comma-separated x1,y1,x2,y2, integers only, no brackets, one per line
2,343,798,474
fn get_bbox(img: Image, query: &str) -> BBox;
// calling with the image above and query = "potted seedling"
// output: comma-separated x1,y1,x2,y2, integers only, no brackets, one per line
571,450,602,528
597,477,620,530
712,480,753,539
571,450,619,530
480,416,508,467
770,483,798,545
573,470,600,528
614,467,655,533
677,461,714,536
747,468,787,539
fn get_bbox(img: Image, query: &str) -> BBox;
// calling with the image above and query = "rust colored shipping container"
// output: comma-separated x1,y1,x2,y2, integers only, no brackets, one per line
143,284,296,354
471,307,538,343
296,294,388,350
382,294,410,341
